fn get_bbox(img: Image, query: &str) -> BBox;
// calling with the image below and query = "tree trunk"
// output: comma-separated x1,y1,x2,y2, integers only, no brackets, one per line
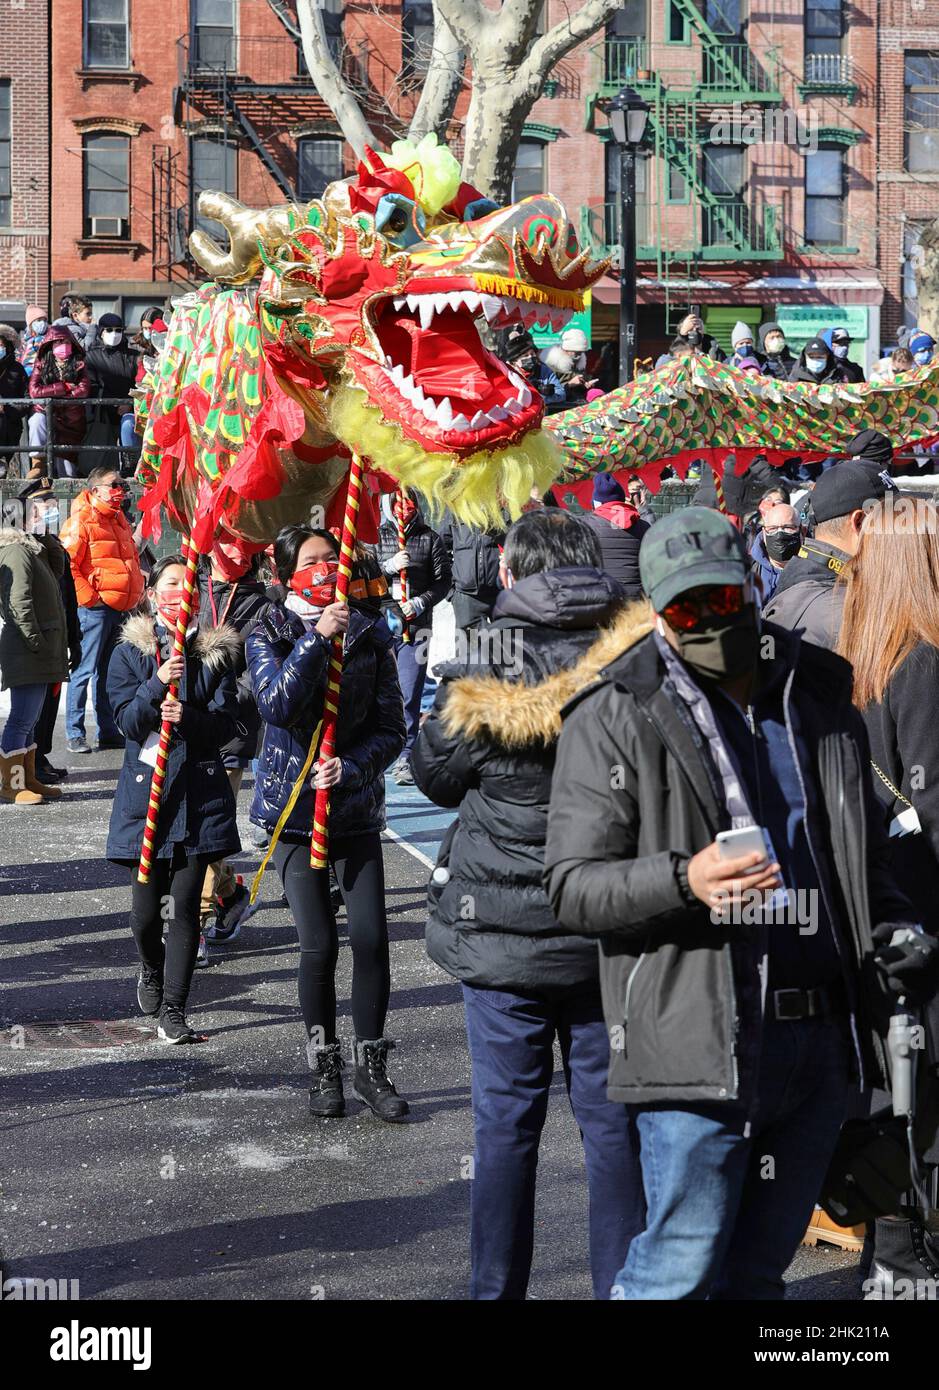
915,219,939,339
460,79,534,202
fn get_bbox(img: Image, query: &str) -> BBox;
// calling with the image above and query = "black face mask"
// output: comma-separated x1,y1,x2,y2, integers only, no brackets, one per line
674,604,761,682
764,531,801,564
686,331,702,347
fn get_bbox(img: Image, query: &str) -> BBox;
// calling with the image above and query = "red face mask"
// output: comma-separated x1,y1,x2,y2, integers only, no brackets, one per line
212,537,253,581
290,561,339,606
156,585,200,628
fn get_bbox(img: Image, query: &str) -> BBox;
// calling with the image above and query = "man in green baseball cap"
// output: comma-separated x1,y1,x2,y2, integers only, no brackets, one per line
544,502,927,1300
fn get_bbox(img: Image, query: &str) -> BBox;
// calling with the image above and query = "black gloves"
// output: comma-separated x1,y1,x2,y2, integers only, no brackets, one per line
872,922,939,1003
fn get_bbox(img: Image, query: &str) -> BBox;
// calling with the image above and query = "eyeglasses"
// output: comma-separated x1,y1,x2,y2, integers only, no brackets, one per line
762,524,799,536
661,584,746,632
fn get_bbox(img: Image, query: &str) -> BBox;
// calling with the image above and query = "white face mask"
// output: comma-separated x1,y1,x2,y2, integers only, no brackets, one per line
30,319,48,336
141,326,152,340
915,350,932,366
832,343,849,360
102,330,122,347
805,357,827,374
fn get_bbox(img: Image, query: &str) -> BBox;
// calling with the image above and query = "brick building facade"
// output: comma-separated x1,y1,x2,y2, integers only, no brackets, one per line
0,0,51,327
35,2,939,361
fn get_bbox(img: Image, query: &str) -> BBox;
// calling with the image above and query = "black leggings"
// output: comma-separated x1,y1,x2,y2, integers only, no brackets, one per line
272,833,390,1045
129,851,213,1009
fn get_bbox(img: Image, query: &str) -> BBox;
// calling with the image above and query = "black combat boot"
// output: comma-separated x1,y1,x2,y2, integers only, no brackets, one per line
352,1038,409,1122
309,1042,345,1118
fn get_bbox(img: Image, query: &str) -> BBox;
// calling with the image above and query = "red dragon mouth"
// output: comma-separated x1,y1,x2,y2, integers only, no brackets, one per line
352,285,576,449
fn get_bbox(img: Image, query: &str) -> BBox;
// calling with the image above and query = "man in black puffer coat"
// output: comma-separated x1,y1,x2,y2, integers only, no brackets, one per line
411,509,644,1301
376,491,450,783
437,511,506,631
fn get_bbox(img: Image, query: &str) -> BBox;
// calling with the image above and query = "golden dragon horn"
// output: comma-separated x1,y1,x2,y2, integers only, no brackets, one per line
188,192,303,286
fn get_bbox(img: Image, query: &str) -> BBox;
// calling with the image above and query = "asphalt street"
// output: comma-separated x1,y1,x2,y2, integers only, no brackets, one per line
0,726,863,1302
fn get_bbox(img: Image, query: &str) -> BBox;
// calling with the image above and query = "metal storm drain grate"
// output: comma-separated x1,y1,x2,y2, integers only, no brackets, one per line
14,1020,155,1049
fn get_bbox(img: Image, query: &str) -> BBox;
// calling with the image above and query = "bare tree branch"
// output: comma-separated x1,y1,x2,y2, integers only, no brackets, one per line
292,0,376,157
264,0,300,41
517,0,622,96
409,1,466,143
433,0,485,51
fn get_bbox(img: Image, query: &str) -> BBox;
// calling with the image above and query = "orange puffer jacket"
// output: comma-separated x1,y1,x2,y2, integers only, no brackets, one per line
60,490,145,611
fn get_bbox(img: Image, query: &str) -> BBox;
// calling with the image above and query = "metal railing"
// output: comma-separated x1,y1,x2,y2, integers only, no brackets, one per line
0,396,141,481
580,199,780,261
598,37,779,97
177,32,312,88
600,38,651,90
701,201,781,257
804,52,853,85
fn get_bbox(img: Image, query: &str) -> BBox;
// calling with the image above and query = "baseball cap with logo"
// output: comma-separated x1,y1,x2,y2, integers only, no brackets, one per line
639,506,749,613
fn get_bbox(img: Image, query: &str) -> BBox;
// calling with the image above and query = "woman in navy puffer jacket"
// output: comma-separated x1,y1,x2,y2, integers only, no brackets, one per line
246,525,407,1123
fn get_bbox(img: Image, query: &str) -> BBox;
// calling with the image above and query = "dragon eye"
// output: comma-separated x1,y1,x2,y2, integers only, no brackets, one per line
375,193,426,249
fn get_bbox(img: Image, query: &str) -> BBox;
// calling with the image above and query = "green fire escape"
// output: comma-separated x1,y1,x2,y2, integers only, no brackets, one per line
584,0,783,328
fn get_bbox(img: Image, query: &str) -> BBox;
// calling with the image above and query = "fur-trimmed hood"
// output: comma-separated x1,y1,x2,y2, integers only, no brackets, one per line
441,600,654,749
0,526,44,557
120,612,242,672
0,324,20,347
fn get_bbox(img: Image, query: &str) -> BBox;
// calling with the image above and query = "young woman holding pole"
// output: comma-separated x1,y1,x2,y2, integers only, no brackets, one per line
246,525,408,1122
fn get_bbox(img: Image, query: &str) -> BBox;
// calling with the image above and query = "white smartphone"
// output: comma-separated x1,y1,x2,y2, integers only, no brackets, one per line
716,825,770,869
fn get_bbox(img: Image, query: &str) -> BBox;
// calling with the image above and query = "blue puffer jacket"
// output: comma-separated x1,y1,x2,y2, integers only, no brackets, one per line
247,602,405,843
105,613,243,864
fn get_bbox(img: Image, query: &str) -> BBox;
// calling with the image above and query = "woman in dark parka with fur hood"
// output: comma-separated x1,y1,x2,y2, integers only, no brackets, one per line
106,554,242,1044
410,509,644,1302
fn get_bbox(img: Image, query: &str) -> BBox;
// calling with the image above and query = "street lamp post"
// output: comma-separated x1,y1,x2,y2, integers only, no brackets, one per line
608,86,651,385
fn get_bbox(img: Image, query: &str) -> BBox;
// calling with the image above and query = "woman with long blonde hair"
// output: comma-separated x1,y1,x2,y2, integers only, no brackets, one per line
837,493,939,924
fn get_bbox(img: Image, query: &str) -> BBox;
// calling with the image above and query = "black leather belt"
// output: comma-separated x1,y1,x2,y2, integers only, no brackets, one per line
771,979,847,1021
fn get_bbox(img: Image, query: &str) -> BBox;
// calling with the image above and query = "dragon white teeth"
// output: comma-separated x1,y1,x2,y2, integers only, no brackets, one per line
412,384,426,409
516,383,532,407
469,410,489,430
436,395,454,428
504,398,523,415
462,291,481,313
481,295,503,322
393,298,406,311
390,363,404,384
451,412,472,431
406,295,420,313
487,403,508,421
421,396,437,421
418,299,435,331
433,292,450,316
399,372,415,398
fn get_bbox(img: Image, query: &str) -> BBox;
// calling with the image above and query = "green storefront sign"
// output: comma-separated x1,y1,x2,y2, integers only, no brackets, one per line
774,305,869,356
532,291,592,348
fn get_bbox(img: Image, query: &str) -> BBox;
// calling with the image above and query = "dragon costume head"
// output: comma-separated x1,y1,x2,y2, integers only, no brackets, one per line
139,135,608,542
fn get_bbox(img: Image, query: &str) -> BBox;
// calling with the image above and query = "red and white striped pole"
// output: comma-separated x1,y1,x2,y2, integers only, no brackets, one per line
310,454,364,870
137,536,201,884
396,486,411,645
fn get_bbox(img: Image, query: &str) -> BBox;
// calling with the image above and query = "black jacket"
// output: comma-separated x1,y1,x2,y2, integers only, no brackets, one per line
758,323,796,382
85,339,138,424
762,538,848,650
721,455,788,519
579,506,649,598
247,602,405,843
105,614,242,863
863,643,939,927
411,567,626,992
543,620,912,1107
438,514,505,628
376,502,451,629
0,345,29,448
789,338,846,385
197,570,271,765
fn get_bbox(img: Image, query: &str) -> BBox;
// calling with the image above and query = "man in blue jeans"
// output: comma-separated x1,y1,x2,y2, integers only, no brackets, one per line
60,468,144,753
545,507,937,1299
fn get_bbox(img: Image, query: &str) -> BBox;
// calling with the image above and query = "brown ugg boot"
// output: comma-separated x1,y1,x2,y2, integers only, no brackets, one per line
0,749,45,805
24,745,60,800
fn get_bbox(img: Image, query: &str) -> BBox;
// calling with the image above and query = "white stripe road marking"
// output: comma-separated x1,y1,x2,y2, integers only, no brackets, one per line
382,824,435,870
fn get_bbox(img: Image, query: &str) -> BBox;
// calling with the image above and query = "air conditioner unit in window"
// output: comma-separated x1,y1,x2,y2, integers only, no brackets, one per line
90,216,126,237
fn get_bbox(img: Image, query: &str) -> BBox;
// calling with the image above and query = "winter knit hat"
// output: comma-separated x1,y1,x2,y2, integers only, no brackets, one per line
592,471,626,505
98,312,123,330
910,331,936,355
560,327,589,354
736,355,763,375
24,304,46,329
731,321,753,348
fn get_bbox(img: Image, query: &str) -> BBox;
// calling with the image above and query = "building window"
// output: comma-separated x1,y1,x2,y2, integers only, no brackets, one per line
905,53,939,175
668,162,688,203
297,137,343,200
511,139,545,201
804,145,845,246
403,0,434,78
904,221,928,329
84,0,129,69
667,1,689,43
83,134,130,238
703,142,745,247
191,136,237,238
704,0,743,38
193,0,236,72
0,82,9,228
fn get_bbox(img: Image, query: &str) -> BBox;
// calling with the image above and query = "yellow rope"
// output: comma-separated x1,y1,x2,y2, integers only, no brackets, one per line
249,718,324,905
